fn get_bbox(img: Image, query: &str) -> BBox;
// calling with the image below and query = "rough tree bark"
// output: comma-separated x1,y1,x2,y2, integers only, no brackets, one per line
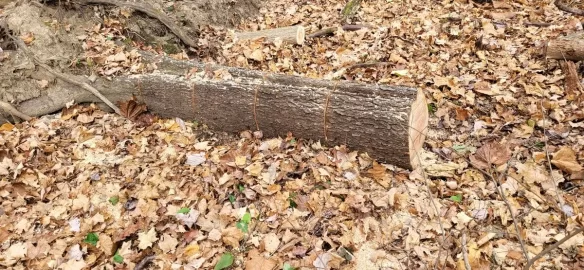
545,32,584,61
6,52,428,170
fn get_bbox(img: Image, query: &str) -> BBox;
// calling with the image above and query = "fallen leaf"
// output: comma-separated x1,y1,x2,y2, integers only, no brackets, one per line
470,142,510,169
551,147,583,173
137,227,158,250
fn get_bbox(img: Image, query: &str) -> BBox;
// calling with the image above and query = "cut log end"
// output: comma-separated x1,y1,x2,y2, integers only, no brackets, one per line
408,88,429,171
235,25,305,45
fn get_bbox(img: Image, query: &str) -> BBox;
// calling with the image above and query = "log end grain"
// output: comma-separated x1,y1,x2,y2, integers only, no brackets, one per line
408,88,429,170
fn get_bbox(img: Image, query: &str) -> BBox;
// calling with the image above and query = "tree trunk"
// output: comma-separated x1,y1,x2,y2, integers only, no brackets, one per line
4,52,428,170
545,32,584,61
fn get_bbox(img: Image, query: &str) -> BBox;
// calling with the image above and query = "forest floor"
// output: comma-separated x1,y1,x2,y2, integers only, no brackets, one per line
1,0,584,269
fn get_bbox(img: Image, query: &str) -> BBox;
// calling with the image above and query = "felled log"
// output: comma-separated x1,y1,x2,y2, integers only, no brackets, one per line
235,25,305,45
545,32,584,61
6,52,427,170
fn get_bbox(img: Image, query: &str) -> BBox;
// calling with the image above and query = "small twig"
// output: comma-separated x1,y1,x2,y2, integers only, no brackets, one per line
307,24,372,38
77,0,198,47
0,100,32,121
524,227,584,270
555,0,584,16
470,160,530,262
134,255,156,270
461,232,471,270
10,34,121,115
540,101,565,208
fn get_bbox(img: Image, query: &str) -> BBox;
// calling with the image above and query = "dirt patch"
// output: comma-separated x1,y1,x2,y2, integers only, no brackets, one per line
0,0,261,122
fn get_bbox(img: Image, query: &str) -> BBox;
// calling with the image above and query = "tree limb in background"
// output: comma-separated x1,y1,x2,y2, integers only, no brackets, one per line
77,0,198,48
555,0,584,16
10,34,122,115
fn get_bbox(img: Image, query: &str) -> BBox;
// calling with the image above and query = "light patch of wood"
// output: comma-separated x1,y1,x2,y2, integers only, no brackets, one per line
408,88,429,170
545,32,584,61
235,25,305,45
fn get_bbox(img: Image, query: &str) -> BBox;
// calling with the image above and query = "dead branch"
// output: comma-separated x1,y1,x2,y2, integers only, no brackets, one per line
307,24,372,38
555,0,584,16
134,255,156,270
77,0,198,48
0,100,32,121
346,62,391,70
524,22,552,27
10,34,121,115
524,227,584,270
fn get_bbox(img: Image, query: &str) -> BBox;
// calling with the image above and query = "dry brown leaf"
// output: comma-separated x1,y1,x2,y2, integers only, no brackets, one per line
551,147,583,173
470,142,511,169
244,249,278,270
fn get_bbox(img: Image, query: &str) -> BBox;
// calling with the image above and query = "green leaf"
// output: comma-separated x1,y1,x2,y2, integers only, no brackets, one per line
427,103,437,114
241,212,251,223
113,251,123,263
283,263,295,270
290,138,296,144
84,232,99,246
228,194,236,203
289,199,297,209
178,207,190,214
108,196,119,205
238,184,245,192
236,221,249,233
450,194,462,203
214,252,234,270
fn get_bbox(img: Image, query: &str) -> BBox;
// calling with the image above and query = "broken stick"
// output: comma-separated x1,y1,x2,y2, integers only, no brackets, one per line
235,25,305,45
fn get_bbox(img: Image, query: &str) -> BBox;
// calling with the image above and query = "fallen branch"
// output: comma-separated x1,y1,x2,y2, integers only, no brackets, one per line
308,24,371,38
0,100,32,121
524,22,552,27
555,0,584,16
524,227,584,270
10,34,121,115
235,25,305,45
545,32,584,61
77,0,198,48
346,62,390,70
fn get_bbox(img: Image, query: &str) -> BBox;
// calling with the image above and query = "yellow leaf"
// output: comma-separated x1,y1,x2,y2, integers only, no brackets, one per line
0,122,15,131
184,243,200,257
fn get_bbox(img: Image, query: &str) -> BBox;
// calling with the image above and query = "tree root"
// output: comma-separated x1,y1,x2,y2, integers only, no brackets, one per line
0,100,32,121
10,34,122,115
77,0,198,48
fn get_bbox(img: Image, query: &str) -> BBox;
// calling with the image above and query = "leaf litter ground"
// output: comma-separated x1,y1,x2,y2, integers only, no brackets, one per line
2,0,584,269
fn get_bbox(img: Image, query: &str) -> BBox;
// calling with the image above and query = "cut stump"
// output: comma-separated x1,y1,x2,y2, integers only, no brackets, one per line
7,53,428,170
